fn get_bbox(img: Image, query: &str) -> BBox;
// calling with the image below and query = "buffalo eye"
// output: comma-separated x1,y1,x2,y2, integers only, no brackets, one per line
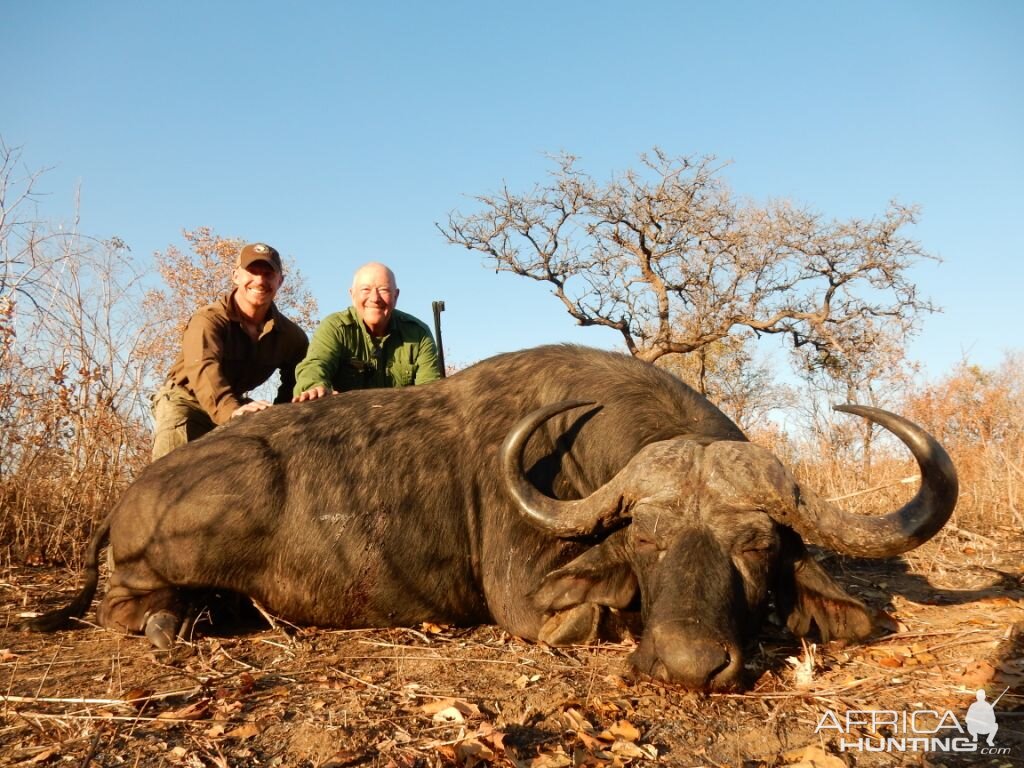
740,544,772,562
736,535,777,565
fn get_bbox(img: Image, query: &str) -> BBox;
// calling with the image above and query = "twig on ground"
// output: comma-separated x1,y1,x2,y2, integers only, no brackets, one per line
0,687,199,707
249,599,302,645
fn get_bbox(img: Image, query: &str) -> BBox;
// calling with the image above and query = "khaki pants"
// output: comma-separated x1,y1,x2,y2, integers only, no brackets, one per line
150,384,217,461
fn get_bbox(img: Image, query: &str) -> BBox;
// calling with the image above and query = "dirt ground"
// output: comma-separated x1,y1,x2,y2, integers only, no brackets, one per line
1,529,1022,768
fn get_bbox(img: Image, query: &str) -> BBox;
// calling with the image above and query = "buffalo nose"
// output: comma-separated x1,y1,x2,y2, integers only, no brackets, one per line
644,624,743,690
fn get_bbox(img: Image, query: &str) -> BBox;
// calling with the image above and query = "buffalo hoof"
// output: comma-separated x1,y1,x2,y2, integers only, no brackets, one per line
144,610,179,650
538,603,601,645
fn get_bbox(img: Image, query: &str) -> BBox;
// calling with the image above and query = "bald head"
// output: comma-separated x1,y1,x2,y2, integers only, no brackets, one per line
351,262,396,292
350,262,399,337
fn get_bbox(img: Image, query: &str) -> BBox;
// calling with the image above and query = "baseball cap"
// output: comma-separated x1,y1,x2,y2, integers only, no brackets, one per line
237,243,283,274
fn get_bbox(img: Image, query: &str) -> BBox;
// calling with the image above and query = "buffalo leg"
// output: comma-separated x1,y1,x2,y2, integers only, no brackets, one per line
97,574,185,649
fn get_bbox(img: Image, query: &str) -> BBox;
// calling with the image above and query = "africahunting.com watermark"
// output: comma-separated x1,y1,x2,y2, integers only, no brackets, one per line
815,688,1011,755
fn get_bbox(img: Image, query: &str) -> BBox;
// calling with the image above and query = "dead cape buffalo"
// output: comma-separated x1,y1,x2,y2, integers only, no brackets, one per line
28,345,957,690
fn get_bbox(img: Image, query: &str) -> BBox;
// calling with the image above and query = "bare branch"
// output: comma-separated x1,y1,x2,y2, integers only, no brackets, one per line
440,150,939,390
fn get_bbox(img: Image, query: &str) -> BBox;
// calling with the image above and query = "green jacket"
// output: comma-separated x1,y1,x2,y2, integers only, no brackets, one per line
293,307,442,396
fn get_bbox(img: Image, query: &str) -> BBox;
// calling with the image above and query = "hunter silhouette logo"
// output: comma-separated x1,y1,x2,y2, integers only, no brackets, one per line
966,688,1004,747
815,686,1011,755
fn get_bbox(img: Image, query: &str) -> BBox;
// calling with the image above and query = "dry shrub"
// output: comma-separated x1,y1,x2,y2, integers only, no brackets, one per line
1,143,321,567
0,142,148,567
0,228,153,568
900,354,1023,534
747,354,1023,540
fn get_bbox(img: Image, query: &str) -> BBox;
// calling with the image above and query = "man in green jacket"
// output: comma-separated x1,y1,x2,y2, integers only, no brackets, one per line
293,262,441,401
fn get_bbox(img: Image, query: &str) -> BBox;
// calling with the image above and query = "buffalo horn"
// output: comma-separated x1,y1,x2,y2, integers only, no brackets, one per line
500,400,634,537
783,404,958,558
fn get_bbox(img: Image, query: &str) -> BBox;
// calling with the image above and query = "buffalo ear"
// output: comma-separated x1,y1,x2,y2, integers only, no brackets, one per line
778,549,874,642
531,533,638,613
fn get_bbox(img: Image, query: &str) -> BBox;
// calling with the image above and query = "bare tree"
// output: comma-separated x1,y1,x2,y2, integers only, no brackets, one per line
440,149,939,384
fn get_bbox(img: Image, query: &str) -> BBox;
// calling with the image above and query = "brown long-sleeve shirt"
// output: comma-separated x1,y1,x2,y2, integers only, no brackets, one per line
166,290,308,425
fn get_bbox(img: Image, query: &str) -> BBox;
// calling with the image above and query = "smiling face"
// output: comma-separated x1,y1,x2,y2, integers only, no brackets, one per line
232,260,283,319
350,262,398,337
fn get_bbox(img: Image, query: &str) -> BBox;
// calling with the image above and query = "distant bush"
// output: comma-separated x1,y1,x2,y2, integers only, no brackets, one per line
900,354,1023,534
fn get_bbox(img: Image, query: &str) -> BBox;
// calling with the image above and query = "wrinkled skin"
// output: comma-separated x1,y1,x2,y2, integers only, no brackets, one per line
26,345,955,691
526,441,874,689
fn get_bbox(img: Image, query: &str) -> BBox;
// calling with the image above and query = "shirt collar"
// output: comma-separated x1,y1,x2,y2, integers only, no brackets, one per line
226,289,278,335
350,306,400,342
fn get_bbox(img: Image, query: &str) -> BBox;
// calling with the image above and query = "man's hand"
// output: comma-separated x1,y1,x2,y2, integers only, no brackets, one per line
292,385,332,403
231,400,273,418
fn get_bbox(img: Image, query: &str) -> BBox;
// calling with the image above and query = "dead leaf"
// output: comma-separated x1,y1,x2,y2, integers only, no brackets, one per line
604,674,630,690
158,699,211,720
610,740,649,758
514,673,542,689
604,719,641,742
958,660,997,686
121,687,153,710
589,696,622,717
225,722,261,740
576,730,603,750
321,750,370,768
237,671,256,695
781,743,846,767
877,656,903,669
473,722,506,745
420,697,480,718
0,649,19,662
456,738,497,761
215,699,244,717
527,747,573,768
560,708,595,734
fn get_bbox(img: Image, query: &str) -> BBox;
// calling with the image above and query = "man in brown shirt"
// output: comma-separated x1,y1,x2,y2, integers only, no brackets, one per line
151,242,309,460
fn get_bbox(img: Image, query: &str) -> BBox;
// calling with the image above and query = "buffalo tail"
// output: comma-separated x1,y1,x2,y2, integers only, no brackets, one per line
22,514,111,633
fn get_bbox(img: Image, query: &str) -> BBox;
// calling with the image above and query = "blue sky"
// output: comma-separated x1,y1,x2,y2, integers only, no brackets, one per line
3,1,1021,377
